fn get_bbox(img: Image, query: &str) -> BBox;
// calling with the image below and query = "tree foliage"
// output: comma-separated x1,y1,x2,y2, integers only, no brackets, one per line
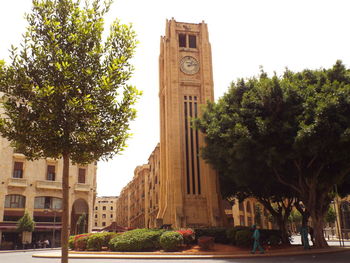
17,211,35,232
196,61,350,248
0,0,140,262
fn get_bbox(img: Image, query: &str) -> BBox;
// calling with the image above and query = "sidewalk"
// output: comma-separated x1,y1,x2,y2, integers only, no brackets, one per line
32,246,350,259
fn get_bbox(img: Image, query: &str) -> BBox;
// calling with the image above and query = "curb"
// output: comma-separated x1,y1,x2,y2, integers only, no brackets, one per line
0,248,60,254
32,247,350,259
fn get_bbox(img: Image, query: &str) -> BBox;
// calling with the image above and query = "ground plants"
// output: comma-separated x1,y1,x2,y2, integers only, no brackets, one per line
159,231,183,251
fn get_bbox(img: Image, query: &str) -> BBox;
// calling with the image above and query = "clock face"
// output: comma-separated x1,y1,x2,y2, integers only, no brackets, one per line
180,56,199,75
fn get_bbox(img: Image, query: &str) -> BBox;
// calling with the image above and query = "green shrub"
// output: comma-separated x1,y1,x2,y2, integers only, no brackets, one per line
87,232,117,251
235,230,253,247
109,229,165,252
68,236,75,250
226,226,250,245
74,234,91,250
194,227,229,244
198,236,215,250
160,231,183,251
267,235,281,246
259,229,282,245
176,229,195,245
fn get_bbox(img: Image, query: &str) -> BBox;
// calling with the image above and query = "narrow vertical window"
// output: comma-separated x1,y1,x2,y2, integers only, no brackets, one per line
47,165,56,181
179,34,186,47
78,168,86,183
194,101,201,194
189,35,196,48
184,100,190,194
189,101,196,194
13,162,23,178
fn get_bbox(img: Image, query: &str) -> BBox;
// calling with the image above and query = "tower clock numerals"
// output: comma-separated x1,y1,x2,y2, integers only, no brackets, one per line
180,56,199,75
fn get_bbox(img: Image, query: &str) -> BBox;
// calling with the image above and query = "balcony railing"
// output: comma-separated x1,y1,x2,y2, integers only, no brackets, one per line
36,180,62,190
74,183,90,192
7,178,28,187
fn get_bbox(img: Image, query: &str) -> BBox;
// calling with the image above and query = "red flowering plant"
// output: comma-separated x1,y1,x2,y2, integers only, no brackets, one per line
73,233,93,251
176,229,195,245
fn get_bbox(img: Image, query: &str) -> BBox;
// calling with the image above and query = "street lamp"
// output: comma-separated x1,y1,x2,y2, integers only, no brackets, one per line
44,208,58,248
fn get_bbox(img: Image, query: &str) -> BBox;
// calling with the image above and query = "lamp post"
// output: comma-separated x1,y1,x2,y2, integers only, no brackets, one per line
44,208,58,248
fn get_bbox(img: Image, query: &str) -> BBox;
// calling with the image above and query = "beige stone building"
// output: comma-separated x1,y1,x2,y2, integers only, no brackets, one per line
115,145,160,229
231,198,273,229
115,19,226,229
93,196,118,231
0,101,97,248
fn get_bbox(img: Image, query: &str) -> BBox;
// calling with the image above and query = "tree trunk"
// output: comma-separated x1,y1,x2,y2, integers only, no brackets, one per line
277,218,290,245
310,211,328,248
61,153,70,263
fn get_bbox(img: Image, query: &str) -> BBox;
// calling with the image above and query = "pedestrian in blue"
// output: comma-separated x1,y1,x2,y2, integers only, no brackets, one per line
251,224,264,254
300,226,310,249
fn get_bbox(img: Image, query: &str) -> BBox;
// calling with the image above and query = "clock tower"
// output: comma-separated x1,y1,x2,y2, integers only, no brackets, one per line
157,19,225,227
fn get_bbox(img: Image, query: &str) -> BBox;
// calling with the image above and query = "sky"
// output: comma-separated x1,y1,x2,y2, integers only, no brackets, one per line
1,0,350,196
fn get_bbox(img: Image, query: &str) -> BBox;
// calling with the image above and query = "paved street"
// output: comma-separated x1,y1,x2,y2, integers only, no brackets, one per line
1,250,350,263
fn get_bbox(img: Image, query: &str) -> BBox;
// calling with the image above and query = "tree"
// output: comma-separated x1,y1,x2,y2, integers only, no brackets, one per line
0,1,140,262
17,211,35,233
195,61,350,248
76,213,87,234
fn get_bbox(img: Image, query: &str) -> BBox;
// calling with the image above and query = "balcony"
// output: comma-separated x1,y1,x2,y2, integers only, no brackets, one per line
74,183,90,192
36,180,62,190
7,178,28,188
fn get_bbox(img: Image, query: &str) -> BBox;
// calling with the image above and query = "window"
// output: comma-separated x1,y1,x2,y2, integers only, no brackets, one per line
34,197,62,209
110,214,113,218
47,165,56,181
102,222,106,226
95,206,98,210
179,34,186,47
189,35,196,48
95,214,97,218
78,168,86,183
247,217,253,227
5,195,25,208
102,214,106,218
103,206,106,210
13,161,24,178
239,202,244,211
95,222,97,227
110,206,113,210
246,201,251,213
240,215,245,226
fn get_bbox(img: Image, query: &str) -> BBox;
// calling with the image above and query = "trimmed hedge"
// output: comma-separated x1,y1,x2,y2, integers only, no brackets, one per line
235,230,253,247
109,229,165,252
159,231,183,251
87,232,118,251
226,226,250,245
194,227,229,244
176,229,195,245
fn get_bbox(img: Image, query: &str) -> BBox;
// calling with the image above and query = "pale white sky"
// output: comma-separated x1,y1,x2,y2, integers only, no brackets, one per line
1,0,350,196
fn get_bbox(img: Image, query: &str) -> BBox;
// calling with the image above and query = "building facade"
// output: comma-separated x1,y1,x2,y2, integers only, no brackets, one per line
115,20,225,228
0,135,97,249
115,144,161,228
157,19,225,228
93,196,118,231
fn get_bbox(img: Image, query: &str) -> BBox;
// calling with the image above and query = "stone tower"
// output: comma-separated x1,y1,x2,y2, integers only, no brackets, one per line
157,19,224,228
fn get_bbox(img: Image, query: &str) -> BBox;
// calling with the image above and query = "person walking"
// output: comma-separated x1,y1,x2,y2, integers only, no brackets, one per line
251,225,264,254
300,226,310,249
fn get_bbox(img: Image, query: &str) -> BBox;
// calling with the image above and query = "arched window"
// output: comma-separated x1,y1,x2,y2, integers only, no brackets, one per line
246,201,251,213
34,196,62,209
340,201,350,229
239,202,244,211
5,195,25,208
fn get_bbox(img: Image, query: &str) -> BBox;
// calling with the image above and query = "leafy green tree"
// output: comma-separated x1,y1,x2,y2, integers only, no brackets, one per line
77,213,87,234
0,0,140,262
196,61,350,248
17,211,35,232
325,206,337,225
